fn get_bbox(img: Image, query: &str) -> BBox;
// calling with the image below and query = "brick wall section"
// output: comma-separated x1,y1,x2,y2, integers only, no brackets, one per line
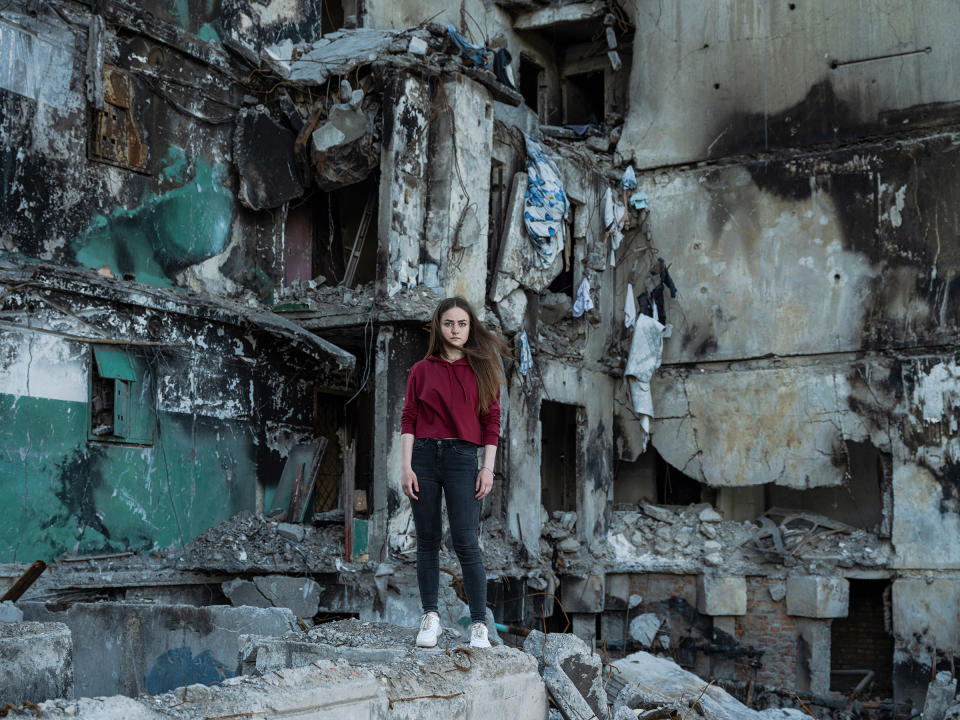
830,579,893,694
735,576,805,689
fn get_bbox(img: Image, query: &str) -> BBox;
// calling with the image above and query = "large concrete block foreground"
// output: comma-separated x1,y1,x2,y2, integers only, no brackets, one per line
16,647,547,720
0,621,74,704
20,602,294,698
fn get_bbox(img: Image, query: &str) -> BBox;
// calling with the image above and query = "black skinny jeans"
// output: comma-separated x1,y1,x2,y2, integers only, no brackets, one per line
410,438,486,623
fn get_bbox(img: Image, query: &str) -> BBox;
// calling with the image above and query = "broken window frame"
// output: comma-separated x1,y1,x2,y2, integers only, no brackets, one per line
88,345,155,446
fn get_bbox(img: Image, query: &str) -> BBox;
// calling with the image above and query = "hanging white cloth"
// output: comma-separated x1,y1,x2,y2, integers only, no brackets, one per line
624,313,667,433
624,282,637,329
572,277,594,318
603,186,626,267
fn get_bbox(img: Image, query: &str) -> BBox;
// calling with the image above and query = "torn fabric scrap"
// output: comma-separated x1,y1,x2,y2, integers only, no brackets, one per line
625,313,667,435
518,329,534,376
446,24,489,67
624,283,637,328
630,192,649,211
621,165,637,190
572,277,594,318
523,135,569,269
603,186,626,266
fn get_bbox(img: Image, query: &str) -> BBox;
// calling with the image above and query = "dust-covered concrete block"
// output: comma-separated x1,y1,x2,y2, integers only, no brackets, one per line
785,576,849,618
561,574,605,613
0,621,74,703
253,576,321,618
697,575,747,616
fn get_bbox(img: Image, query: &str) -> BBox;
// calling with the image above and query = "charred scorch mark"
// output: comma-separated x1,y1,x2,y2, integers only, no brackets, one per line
49,446,112,547
711,79,858,159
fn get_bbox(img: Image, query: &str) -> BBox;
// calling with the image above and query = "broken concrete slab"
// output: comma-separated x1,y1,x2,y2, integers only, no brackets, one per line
222,577,271,609
513,1,606,30
21,602,294,698
241,618,464,673
524,630,609,720
0,621,74,704
496,287,527,334
785,576,849,618
281,29,407,84
223,575,322,618
253,575,321,618
309,97,378,191
628,613,661,647
0,600,23,622
613,651,810,720
697,575,747,616
233,108,304,211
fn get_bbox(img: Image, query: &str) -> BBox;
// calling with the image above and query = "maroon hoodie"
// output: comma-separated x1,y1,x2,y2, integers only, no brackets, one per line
401,354,500,446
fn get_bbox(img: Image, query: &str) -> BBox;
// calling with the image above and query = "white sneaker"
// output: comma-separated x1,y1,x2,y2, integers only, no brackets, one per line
469,622,491,648
416,612,440,648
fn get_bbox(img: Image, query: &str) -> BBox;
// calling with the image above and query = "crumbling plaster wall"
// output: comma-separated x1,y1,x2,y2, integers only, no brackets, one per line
621,0,960,168
0,286,338,562
610,0,960,695
379,71,492,310
0,0,308,301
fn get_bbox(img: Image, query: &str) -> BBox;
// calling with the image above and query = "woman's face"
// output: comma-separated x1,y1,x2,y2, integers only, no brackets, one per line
440,306,470,351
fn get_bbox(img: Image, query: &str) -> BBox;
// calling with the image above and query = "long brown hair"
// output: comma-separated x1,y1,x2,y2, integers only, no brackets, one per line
425,296,509,413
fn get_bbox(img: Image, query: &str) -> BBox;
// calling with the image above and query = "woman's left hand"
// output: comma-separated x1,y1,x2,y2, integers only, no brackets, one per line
475,467,493,499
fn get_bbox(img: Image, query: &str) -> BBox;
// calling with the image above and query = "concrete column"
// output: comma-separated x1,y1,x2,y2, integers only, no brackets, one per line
799,620,831,696
505,378,542,555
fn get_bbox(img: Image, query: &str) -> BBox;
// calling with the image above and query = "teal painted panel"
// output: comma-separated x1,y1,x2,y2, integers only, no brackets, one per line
0,393,259,562
352,518,368,557
93,347,137,381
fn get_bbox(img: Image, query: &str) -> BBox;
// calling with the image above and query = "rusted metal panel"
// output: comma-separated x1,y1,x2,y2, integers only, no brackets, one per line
89,65,148,172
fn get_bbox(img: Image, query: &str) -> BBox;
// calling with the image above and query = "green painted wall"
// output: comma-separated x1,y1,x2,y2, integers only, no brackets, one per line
0,394,257,563
70,148,234,287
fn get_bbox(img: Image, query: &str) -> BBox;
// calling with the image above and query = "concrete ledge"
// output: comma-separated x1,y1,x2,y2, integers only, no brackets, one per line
0,621,74,704
785,576,849,618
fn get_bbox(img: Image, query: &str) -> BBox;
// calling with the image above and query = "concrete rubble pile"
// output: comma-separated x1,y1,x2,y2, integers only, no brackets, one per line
2,0,959,717
0,615,816,720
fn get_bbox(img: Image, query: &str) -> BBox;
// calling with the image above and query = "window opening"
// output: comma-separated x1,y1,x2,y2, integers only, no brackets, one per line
764,440,887,532
547,203,577,297
563,71,605,126
540,400,581,512
312,176,378,288
519,55,544,117
655,449,701,505
321,0,345,34
89,346,154,445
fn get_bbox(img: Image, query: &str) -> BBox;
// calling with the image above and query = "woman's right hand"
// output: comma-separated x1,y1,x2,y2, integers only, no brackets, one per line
401,467,419,500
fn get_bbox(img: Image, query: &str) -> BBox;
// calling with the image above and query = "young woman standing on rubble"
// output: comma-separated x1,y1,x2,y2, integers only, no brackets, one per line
400,296,508,649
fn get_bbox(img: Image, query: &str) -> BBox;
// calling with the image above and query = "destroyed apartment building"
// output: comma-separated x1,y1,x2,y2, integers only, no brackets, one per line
1,0,959,718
